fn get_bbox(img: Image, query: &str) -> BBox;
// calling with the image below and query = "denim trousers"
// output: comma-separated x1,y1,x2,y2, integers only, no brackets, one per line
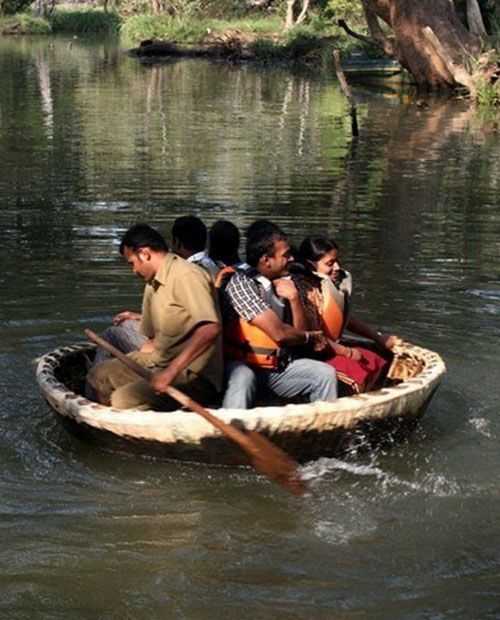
92,319,147,365
222,358,338,409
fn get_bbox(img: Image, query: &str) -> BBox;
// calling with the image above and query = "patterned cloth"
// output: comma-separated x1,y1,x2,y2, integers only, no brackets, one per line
325,347,387,395
294,273,387,394
222,270,273,323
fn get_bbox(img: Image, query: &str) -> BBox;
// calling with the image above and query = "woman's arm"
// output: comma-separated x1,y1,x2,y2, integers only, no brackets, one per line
346,314,398,350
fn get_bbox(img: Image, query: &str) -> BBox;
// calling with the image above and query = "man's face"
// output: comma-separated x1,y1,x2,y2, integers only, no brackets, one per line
123,246,156,282
261,238,293,280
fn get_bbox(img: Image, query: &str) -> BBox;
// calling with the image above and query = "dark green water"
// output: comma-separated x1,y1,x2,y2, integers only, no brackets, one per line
0,36,499,618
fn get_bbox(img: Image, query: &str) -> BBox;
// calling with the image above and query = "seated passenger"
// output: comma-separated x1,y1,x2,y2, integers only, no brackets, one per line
88,224,222,411
208,219,245,269
171,215,219,279
295,236,398,394
220,220,338,409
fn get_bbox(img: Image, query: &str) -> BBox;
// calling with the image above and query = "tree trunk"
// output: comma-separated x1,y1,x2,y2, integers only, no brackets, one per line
360,0,483,89
466,0,487,37
284,0,310,29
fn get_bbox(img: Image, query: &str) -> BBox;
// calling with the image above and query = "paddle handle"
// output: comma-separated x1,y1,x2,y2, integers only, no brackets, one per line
84,329,260,452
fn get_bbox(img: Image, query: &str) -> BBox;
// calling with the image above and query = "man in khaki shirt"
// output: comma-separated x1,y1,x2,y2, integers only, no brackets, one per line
88,224,222,411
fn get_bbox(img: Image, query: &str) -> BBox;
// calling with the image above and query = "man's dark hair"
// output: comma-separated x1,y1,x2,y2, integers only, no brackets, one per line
119,223,168,255
171,216,207,253
208,220,240,266
245,219,287,268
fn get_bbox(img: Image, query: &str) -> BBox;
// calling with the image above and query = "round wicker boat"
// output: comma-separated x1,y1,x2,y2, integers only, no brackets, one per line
35,341,446,464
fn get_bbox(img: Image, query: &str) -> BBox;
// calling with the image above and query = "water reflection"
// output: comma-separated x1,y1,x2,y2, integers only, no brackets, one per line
0,35,499,618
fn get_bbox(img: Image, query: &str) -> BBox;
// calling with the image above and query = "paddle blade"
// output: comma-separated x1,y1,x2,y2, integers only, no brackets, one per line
245,430,305,497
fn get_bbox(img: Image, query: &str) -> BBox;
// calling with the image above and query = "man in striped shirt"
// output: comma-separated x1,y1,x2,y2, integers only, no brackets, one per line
220,220,338,409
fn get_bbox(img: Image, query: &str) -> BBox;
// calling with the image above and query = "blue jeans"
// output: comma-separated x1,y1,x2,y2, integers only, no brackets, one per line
92,319,147,365
222,358,338,409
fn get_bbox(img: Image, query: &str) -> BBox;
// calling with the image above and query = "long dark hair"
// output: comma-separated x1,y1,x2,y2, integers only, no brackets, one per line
298,237,339,270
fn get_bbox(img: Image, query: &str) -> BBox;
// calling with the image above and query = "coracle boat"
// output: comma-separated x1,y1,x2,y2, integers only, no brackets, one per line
35,339,446,465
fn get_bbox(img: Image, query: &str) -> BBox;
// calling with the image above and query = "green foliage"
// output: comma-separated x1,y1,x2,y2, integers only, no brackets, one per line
248,36,280,61
120,13,208,44
0,12,51,32
322,0,364,25
283,27,323,57
473,80,500,106
0,0,32,16
51,9,121,34
468,50,500,107
249,27,328,64
210,15,282,34
158,0,202,18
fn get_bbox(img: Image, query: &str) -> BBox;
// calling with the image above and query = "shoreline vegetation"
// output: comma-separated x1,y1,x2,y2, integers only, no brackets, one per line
1,2,499,107
0,6,376,64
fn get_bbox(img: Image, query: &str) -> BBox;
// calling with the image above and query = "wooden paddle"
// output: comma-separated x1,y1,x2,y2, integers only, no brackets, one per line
84,329,305,497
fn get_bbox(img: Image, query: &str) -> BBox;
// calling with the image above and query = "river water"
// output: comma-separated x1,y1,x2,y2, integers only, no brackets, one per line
0,36,499,618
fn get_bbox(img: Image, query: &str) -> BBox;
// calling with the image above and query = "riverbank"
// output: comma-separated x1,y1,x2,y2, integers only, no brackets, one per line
2,7,498,106
0,8,377,67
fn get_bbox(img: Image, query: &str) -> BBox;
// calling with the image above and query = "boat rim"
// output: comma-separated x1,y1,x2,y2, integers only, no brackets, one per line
35,341,446,434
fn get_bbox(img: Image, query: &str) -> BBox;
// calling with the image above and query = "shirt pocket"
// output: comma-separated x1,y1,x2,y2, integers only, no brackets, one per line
152,300,190,339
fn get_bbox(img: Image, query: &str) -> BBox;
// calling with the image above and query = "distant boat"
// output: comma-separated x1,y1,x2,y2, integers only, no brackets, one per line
35,339,445,465
342,58,404,77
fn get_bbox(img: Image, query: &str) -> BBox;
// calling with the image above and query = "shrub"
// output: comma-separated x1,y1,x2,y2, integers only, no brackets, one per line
120,13,208,44
283,27,323,59
473,80,500,107
248,36,280,61
0,12,51,33
51,9,121,34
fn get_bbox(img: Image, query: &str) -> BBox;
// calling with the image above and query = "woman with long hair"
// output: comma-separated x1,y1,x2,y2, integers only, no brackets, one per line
295,236,398,394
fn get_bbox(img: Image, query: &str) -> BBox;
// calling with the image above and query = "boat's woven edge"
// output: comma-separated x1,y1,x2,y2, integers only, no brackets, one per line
35,341,446,445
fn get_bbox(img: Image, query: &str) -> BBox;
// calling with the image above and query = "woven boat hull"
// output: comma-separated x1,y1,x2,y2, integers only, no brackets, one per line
35,342,446,464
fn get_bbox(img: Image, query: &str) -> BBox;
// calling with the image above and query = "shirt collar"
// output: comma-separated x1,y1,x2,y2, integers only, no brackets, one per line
149,253,174,289
187,251,207,263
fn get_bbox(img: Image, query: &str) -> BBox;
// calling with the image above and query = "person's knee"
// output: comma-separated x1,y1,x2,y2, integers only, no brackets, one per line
87,360,111,391
310,361,338,399
227,363,256,393
223,362,257,408
111,383,149,411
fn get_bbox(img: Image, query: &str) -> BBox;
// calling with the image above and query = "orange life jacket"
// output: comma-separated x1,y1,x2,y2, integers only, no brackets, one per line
318,276,351,341
218,267,290,370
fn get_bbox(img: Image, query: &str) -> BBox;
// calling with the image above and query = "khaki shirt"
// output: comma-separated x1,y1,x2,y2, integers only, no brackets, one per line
131,253,222,392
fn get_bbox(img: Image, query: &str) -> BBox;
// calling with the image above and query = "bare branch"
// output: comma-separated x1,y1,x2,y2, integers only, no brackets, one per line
362,0,396,56
337,19,375,46
295,0,310,26
284,0,296,30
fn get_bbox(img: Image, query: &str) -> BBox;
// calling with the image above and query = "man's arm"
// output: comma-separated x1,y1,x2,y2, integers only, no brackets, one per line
250,309,321,347
274,279,308,331
225,274,321,348
150,321,220,393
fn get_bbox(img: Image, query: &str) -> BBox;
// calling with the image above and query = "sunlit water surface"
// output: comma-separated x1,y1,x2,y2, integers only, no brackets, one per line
0,36,499,618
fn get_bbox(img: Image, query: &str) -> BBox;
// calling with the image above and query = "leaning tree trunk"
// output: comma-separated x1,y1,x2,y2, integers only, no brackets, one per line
284,0,310,29
389,0,482,88
343,0,485,89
